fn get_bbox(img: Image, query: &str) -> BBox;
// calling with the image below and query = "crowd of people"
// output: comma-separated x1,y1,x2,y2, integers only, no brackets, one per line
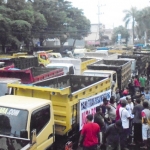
78,74,150,150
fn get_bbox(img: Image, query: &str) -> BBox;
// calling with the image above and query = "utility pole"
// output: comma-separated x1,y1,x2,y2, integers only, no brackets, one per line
97,1,101,46
97,0,105,47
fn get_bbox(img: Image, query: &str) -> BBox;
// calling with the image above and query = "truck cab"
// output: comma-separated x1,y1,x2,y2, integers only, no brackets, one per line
34,51,50,67
46,63,75,75
0,95,54,150
83,70,117,91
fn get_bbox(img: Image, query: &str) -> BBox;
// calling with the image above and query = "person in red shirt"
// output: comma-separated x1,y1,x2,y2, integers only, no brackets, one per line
134,75,140,91
78,114,100,150
122,87,129,96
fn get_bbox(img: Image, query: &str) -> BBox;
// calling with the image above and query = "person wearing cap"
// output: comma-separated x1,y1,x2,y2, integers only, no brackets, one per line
119,99,130,150
78,114,100,150
103,120,123,150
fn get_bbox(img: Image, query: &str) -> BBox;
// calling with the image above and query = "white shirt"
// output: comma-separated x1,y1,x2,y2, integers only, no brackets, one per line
126,102,134,119
119,107,130,129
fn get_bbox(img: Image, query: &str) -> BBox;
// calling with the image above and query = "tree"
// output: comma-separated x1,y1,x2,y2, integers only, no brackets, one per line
135,7,150,43
32,0,90,47
112,26,130,44
68,7,91,47
123,7,137,44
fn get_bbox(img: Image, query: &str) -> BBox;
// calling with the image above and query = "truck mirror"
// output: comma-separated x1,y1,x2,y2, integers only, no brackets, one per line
20,130,28,139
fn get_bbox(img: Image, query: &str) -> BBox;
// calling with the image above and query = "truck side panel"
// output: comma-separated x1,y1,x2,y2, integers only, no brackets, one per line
87,60,131,90
0,68,64,83
8,75,110,136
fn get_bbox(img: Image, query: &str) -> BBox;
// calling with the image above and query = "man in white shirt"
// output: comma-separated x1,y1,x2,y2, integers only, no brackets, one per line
126,96,134,136
119,99,130,150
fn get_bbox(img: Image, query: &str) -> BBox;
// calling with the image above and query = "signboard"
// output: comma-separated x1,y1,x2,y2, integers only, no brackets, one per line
118,34,121,41
79,90,111,130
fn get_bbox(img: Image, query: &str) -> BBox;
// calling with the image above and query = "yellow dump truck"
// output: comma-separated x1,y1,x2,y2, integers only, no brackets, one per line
0,51,52,67
5,75,111,150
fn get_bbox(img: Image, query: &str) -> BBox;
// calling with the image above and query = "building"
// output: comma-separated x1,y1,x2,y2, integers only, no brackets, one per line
85,24,112,46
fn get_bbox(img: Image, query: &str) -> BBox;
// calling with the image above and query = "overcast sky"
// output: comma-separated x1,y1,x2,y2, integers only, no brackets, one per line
69,0,150,29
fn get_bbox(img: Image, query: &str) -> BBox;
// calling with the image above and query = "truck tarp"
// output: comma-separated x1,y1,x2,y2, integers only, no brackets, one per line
0,135,30,150
0,67,64,84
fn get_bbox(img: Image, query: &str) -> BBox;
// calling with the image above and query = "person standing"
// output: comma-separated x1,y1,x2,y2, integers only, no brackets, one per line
78,114,100,150
140,101,150,149
132,98,143,145
103,120,123,150
144,88,150,101
139,74,146,93
126,96,134,137
119,100,130,150
134,75,140,92
107,96,116,124
112,88,120,103
128,80,134,98
94,106,105,145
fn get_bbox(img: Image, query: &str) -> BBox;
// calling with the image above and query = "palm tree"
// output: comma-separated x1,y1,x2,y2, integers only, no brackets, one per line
123,7,137,44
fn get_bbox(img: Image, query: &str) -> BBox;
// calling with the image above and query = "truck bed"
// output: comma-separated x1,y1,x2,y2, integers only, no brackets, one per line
87,59,131,89
0,57,39,69
8,75,111,135
0,67,64,83
118,54,148,74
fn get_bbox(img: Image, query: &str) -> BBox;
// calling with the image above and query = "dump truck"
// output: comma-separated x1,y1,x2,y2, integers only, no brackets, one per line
0,67,64,84
0,51,52,67
49,58,97,74
87,60,132,90
7,75,111,150
118,54,148,75
0,57,39,69
0,78,21,96
83,70,118,92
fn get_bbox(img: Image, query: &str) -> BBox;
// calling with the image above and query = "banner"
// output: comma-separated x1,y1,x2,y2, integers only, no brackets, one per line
79,90,111,130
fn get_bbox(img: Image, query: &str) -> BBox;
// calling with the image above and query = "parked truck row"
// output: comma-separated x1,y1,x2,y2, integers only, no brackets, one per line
0,75,111,150
0,50,149,150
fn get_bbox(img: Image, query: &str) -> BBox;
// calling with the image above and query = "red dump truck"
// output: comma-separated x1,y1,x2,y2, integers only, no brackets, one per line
0,67,64,84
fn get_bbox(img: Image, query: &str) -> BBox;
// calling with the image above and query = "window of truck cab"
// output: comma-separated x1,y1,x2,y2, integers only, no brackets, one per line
0,107,28,137
30,105,50,135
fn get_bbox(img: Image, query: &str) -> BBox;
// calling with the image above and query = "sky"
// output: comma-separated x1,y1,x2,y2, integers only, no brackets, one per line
69,0,150,29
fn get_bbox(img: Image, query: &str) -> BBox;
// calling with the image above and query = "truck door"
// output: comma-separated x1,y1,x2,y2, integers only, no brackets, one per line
30,105,54,150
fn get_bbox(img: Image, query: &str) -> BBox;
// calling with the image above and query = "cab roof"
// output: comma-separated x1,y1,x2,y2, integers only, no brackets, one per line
0,95,50,110
47,63,73,68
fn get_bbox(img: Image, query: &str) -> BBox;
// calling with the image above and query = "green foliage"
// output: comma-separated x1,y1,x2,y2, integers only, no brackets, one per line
112,26,130,44
0,0,90,51
123,7,137,44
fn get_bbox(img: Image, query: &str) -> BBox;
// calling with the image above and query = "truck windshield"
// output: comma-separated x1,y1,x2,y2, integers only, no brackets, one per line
0,107,28,137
